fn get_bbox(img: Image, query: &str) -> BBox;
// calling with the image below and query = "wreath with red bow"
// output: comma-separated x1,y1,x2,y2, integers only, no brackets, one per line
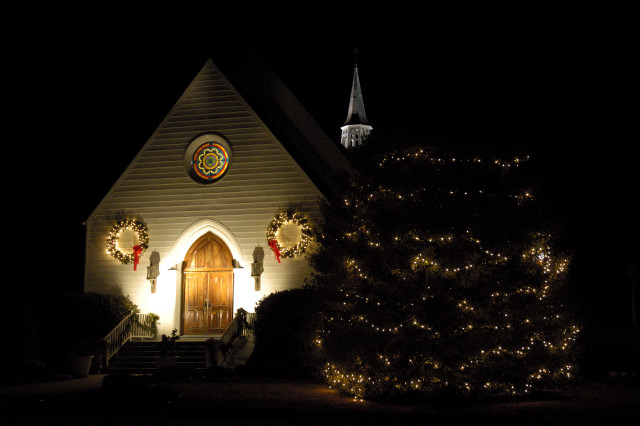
106,217,149,270
266,209,312,262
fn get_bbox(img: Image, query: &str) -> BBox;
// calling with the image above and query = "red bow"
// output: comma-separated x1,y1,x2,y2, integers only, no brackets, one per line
268,239,281,263
133,245,143,271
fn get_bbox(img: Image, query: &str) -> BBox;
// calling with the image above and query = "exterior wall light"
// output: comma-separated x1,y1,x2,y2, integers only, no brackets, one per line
147,250,161,293
251,260,263,291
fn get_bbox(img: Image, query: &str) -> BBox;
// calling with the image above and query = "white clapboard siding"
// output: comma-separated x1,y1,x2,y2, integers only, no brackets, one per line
84,58,330,324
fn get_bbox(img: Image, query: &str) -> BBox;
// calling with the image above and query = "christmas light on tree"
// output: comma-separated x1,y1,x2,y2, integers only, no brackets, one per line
310,146,580,400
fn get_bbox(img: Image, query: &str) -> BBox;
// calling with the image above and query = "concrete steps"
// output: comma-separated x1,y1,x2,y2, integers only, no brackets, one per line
109,333,256,375
108,341,207,375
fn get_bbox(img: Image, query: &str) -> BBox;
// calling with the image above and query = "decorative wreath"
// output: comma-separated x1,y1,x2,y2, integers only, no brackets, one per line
266,209,312,262
106,217,149,268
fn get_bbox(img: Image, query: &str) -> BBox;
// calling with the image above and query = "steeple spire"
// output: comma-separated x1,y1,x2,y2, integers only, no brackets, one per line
341,50,373,149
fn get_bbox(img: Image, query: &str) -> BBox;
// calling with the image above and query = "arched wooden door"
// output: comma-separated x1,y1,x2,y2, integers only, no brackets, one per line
182,232,234,335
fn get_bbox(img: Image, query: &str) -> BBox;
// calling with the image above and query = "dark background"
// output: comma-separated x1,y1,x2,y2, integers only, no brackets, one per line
1,11,637,361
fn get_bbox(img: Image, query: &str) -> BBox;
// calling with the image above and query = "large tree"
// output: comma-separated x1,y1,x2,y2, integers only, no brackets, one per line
310,145,580,400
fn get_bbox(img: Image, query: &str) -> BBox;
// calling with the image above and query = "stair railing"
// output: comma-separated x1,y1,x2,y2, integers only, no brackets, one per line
210,308,255,366
97,310,134,372
132,313,158,339
97,311,158,372
244,311,256,336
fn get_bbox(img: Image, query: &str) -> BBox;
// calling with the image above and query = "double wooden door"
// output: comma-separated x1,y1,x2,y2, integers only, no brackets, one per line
182,232,234,335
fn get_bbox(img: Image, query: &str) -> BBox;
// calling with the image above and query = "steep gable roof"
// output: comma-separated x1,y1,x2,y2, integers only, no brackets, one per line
86,56,352,223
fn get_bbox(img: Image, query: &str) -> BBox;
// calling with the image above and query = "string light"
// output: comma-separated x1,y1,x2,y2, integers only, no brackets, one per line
266,208,313,259
314,147,578,401
106,217,149,264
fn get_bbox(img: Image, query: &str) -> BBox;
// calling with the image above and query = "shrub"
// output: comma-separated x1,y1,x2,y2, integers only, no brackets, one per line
32,292,135,363
250,286,325,379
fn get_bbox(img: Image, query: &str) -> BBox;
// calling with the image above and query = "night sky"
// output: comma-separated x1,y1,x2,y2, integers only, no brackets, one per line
1,12,637,331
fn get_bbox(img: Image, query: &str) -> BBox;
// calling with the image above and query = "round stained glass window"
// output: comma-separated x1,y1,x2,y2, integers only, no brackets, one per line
184,134,232,184
192,142,229,180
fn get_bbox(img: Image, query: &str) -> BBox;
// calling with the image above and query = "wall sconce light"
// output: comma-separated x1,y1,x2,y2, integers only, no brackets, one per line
251,260,263,291
146,250,161,293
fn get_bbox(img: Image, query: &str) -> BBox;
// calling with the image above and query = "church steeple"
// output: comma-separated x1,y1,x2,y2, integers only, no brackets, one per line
341,52,372,149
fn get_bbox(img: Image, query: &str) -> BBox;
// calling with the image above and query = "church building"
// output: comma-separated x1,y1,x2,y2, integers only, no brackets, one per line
83,53,371,337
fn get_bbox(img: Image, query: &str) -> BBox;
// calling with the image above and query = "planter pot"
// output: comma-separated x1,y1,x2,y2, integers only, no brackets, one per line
155,355,178,369
69,355,94,377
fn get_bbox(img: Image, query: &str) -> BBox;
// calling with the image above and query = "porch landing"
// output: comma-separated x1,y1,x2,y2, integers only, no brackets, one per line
132,334,223,342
